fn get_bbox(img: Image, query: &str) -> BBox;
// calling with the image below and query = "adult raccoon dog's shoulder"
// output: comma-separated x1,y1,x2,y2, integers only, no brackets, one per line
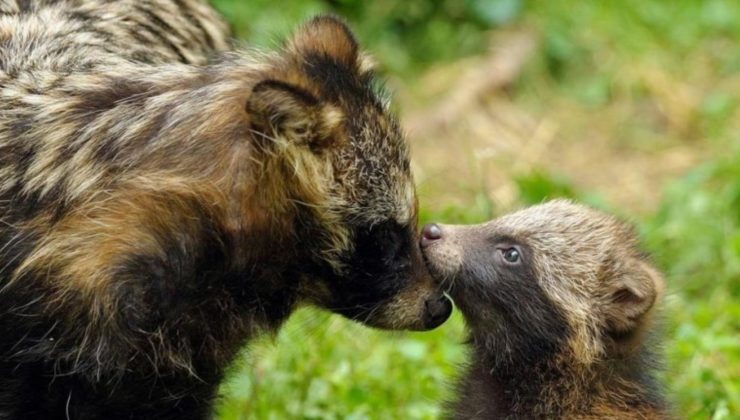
422,200,668,419
0,2,451,418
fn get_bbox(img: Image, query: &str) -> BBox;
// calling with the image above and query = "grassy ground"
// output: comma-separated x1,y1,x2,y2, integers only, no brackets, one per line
212,0,739,418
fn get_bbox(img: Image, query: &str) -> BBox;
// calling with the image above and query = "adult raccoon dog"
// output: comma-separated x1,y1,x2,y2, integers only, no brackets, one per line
422,200,668,419
0,1,452,418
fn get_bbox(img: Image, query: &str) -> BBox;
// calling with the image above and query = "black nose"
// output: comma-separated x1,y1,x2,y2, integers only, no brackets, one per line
421,223,442,248
423,295,453,329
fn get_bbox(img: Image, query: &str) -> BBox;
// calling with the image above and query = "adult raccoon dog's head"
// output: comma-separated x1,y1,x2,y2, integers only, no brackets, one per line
421,200,664,364
246,16,451,330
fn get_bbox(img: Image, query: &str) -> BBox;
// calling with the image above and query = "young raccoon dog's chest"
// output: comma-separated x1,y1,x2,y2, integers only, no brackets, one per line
422,199,670,419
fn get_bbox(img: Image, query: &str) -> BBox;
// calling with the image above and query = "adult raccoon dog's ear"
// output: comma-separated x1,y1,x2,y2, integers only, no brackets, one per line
289,15,359,68
602,257,665,339
247,79,343,149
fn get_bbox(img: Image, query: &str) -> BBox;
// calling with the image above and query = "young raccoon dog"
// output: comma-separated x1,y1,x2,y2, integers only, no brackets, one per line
421,200,669,419
0,2,451,418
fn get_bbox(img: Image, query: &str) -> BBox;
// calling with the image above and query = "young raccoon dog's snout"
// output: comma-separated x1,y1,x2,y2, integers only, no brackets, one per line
420,219,539,330
420,218,530,327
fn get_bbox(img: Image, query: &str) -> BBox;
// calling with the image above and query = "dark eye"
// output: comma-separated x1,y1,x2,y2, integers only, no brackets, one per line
502,247,521,264
358,222,408,266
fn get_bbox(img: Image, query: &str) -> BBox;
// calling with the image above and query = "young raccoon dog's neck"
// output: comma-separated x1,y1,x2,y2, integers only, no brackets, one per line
460,327,665,419
421,200,669,419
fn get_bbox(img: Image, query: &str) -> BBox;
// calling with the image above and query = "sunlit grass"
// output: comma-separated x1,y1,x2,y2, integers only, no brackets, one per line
218,310,468,419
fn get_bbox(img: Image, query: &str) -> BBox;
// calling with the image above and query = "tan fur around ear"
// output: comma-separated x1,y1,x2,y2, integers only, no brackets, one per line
604,259,665,337
246,79,343,149
289,15,359,67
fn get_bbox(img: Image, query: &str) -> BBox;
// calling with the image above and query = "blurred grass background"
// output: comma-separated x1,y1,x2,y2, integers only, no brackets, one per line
211,0,740,418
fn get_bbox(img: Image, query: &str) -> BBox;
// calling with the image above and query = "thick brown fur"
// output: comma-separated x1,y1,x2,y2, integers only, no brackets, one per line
0,2,451,418
423,200,669,419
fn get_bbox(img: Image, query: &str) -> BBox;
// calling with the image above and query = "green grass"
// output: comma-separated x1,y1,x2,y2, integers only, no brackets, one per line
218,311,468,420
643,154,740,418
212,0,739,418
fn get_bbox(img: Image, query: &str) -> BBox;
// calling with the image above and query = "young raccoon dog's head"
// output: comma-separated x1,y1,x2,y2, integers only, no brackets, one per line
421,200,664,365
246,16,451,330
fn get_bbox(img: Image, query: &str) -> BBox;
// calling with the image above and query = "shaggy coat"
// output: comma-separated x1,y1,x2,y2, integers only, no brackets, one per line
0,1,451,418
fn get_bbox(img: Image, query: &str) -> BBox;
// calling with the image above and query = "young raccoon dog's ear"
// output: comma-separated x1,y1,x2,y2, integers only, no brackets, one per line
247,80,343,150
603,258,665,339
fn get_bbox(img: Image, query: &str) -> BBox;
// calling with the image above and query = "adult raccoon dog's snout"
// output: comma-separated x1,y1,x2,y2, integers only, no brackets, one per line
315,221,452,331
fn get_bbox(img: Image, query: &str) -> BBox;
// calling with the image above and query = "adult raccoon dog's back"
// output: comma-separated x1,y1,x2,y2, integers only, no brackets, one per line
0,2,451,418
